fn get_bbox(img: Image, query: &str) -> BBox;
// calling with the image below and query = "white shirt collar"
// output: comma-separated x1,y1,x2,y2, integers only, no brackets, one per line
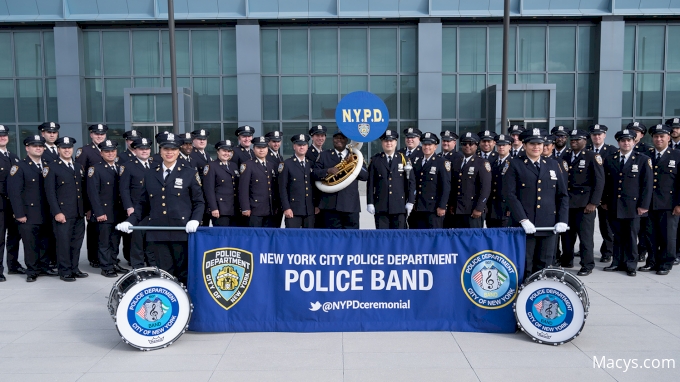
621,151,632,161
335,149,348,157
296,155,306,162
655,147,668,156
593,144,604,151
499,154,510,162
138,159,149,166
162,162,177,172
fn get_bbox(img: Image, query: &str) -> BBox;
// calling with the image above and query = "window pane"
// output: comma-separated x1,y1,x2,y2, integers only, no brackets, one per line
281,77,309,120
14,33,42,77
312,76,337,120
341,76,367,97
637,26,665,71
519,27,546,72
548,27,575,71
489,74,516,85
162,31,189,76
577,73,597,118
0,34,12,77
459,74,486,119
489,27,516,72
518,74,544,84
459,28,486,73
442,28,457,73
400,28,417,73
370,28,397,73
262,77,279,120
261,30,279,75
341,29,367,74
46,78,57,121
223,123,238,142
85,79,103,122
103,32,130,76
132,31,160,76
223,77,238,121
526,90,549,119
162,77,190,88
192,30,219,75
622,73,633,118
0,80,15,122
222,29,237,75
554,120,574,129
193,77,221,121
311,29,337,74
17,79,43,122
458,120,484,137
667,74,680,116
43,32,56,77
668,26,680,71
400,75,417,119
578,26,597,72
370,76,397,121
134,77,161,87
636,73,662,117
281,30,308,75
132,94,154,122
83,31,101,76
624,26,635,71
442,75,456,119
104,78,130,122
507,91,523,119
155,94,172,123
549,74,575,118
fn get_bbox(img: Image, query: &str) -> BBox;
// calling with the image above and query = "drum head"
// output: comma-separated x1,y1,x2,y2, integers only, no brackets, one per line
514,279,586,345
114,277,192,350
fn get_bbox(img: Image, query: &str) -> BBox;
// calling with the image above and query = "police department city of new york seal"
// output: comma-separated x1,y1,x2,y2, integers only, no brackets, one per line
461,250,518,309
203,247,254,310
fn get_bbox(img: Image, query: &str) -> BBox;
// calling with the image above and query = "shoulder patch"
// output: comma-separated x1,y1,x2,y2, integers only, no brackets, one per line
75,148,82,158
562,160,569,172
195,172,202,186
278,163,284,173
484,162,491,172
444,160,451,172
502,161,509,175
648,158,653,169
595,154,603,165
119,165,125,176
203,164,210,176
87,167,95,178
42,167,49,178
240,163,246,173
10,165,18,176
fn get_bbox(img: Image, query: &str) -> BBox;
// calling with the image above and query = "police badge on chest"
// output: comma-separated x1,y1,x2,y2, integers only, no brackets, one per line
631,164,639,173
174,178,183,189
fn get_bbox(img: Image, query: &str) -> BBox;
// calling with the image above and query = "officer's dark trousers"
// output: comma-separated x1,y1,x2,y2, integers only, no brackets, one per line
486,217,508,228
201,212,212,227
561,208,595,270
212,215,235,227
95,222,121,272
273,212,284,229
0,209,21,274
286,215,315,228
324,211,359,229
638,217,652,258
149,241,188,285
53,218,85,277
374,213,405,229
86,220,98,264
409,212,443,229
646,210,678,271
525,234,557,279
450,214,483,229
249,215,277,228
597,206,614,258
121,229,131,263
610,216,640,271
17,223,49,277
314,210,326,228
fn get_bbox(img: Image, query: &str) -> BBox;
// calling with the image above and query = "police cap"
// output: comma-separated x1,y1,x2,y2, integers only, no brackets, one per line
520,128,547,143
495,134,512,145
265,131,283,142
440,130,459,141
509,125,525,135
122,130,142,140
180,132,193,144
403,127,422,138
543,135,556,145
191,129,209,139
380,129,398,141
615,129,636,141
477,130,497,141
649,124,671,136
665,118,680,128
131,137,152,149
98,139,118,151
291,134,310,145
88,124,108,134
252,136,269,147
460,132,479,144
55,136,76,148
39,122,60,133
420,132,439,145
215,140,234,150
550,125,570,136
235,125,254,137
159,133,181,148
24,135,46,146
626,122,647,134
588,124,608,135
0,125,8,136
570,129,588,140
309,125,327,136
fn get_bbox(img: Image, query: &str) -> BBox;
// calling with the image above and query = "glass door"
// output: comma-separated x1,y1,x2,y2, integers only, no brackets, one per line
131,94,174,153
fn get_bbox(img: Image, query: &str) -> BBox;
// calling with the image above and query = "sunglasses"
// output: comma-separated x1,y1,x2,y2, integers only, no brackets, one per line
461,142,476,146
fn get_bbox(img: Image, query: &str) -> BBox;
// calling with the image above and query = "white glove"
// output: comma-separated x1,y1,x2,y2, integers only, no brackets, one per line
116,222,133,234
405,203,414,215
367,204,375,215
553,222,568,234
520,220,536,235
185,220,200,233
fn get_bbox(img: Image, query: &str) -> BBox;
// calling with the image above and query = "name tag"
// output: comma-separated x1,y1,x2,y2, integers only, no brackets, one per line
468,167,475,175
549,170,557,180
174,178,183,188
397,163,404,172
631,164,639,173
429,167,437,175
578,159,586,168
670,160,676,168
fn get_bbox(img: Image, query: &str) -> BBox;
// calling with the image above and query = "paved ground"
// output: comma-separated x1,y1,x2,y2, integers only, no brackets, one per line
1,210,679,381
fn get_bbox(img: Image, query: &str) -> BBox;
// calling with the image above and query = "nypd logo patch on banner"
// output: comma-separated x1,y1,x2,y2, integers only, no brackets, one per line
461,250,518,309
202,247,254,311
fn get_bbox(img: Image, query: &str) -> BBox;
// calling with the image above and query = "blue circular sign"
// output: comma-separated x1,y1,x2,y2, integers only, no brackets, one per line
335,91,389,142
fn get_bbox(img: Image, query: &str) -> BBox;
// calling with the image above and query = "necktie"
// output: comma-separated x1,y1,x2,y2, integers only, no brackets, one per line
534,161,540,171
656,152,661,163
300,160,305,168
36,162,42,171
68,162,73,171
406,150,411,157
261,161,266,168
387,156,392,166
4,151,7,157
164,168,171,181
512,150,517,157
621,157,625,167
144,162,149,170
461,159,467,170
51,147,56,155
595,148,599,154
571,154,577,163
203,152,207,161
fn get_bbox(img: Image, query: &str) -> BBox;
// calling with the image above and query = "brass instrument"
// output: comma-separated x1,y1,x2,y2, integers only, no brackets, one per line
315,141,364,193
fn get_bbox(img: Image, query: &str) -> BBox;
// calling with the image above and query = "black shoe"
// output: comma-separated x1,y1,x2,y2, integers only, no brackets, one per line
73,271,89,278
603,265,620,272
627,269,637,277
577,268,592,276
48,263,57,270
561,263,574,268
0,274,6,282
39,269,58,276
26,275,37,282
638,266,654,272
656,270,670,275
60,275,76,282
8,266,26,275
638,251,647,262
674,258,680,266
113,264,129,274
600,256,611,263
89,262,100,268
101,270,118,278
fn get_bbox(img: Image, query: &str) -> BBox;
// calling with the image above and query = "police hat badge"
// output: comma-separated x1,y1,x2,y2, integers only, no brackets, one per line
358,123,370,137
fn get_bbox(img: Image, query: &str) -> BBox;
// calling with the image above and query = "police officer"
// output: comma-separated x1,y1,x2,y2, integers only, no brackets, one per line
266,131,284,227
44,137,88,282
627,122,652,262
399,127,424,161
118,130,142,164
117,133,204,284
602,129,652,277
587,124,617,263
313,131,368,229
239,136,280,227
558,129,605,276
551,126,570,159
8,135,57,282
409,132,451,229
39,122,60,162
509,125,526,158
477,130,498,162
176,132,195,168
627,121,649,154
280,134,316,228
486,134,512,228
543,135,556,158
203,140,239,227
668,118,680,150
366,129,415,229
439,130,462,161
232,125,254,167
0,125,24,281
307,125,327,162
446,132,491,229
638,125,680,275
190,129,212,172
503,129,569,279
76,123,108,268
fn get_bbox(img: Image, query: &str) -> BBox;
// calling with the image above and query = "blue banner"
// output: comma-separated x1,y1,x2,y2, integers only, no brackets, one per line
335,91,389,142
188,228,525,333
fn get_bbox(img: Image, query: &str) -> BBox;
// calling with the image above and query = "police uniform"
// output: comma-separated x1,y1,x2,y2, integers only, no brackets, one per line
439,130,463,161
399,127,425,162
44,137,87,281
503,129,569,278
409,133,451,229
477,130,499,162
279,134,316,228
306,125,327,163
190,130,213,227
509,125,526,158
39,122,61,163
627,122,652,261
239,136,280,227
668,118,680,265
203,140,240,227
8,136,56,281
602,129,653,276
0,125,24,281
118,130,142,164
367,130,415,229
486,135,512,228
559,129,605,275
231,125,255,168
265,131,285,228
627,121,650,154
550,126,571,160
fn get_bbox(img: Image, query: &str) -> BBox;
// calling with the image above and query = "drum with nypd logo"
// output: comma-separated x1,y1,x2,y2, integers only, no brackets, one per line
107,267,193,351
513,267,589,345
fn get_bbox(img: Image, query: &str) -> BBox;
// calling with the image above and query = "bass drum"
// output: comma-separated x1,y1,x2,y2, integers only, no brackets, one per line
513,267,589,345
107,267,193,351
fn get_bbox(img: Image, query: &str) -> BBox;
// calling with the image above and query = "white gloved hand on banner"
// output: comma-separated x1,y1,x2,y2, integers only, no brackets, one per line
367,204,375,215
185,220,200,233
405,203,414,215
520,219,536,234
553,222,568,234
116,222,133,234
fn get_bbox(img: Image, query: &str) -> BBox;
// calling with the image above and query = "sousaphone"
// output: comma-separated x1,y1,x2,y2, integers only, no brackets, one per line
315,141,364,193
